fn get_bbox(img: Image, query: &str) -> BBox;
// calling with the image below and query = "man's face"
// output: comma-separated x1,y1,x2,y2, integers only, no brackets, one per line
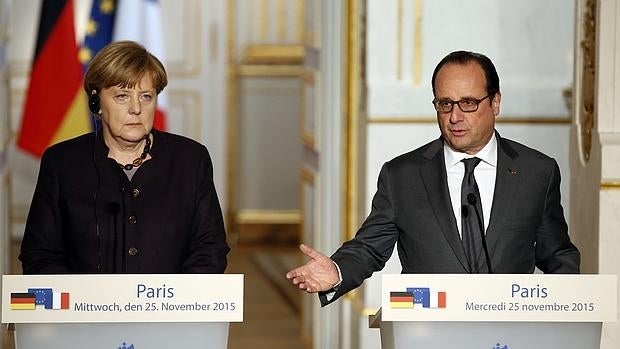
434,62,500,155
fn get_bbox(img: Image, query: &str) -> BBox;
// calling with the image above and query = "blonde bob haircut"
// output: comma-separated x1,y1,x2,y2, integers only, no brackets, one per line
84,40,168,95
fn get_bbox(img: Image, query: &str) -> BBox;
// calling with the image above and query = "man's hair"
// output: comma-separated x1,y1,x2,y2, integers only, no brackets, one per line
431,51,500,98
84,40,168,94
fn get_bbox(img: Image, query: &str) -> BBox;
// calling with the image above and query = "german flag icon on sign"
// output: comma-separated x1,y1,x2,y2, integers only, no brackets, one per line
10,293,36,310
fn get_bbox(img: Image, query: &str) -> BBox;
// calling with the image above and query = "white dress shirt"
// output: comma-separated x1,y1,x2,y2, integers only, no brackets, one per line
444,134,498,237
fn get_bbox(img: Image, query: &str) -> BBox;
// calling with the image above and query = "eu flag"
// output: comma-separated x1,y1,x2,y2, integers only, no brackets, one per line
28,288,53,309
407,287,430,308
79,0,117,71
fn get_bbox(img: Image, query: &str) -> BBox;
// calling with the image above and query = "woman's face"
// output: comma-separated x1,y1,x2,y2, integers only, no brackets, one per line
99,74,157,144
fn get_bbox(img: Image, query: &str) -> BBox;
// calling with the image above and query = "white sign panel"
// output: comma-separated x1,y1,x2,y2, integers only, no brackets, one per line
2,274,243,323
382,274,617,322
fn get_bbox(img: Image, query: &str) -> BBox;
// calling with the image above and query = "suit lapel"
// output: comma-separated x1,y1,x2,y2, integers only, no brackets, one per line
420,139,470,272
484,135,520,262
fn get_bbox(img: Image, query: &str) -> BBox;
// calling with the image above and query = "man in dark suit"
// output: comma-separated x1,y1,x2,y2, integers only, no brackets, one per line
286,50,580,306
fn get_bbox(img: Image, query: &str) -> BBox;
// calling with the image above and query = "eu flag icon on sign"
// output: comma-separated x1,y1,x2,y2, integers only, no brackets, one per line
28,288,53,309
407,287,430,308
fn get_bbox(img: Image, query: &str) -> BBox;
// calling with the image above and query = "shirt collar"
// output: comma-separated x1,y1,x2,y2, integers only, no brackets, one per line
444,133,498,169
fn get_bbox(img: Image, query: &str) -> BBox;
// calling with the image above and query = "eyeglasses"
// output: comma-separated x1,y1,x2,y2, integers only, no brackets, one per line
432,95,491,113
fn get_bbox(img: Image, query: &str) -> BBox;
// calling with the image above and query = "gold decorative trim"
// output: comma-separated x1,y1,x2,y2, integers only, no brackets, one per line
578,0,597,162
235,209,301,224
299,167,314,349
301,69,316,150
225,0,239,234
302,134,316,150
600,182,620,190
242,44,304,65
344,0,365,241
344,289,379,316
367,116,571,124
300,334,312,349
296,0,304,43
237,64,303,77
343,289,371,316
361,307,380,317
412,0,423,86
300,167,315,185
344,288,359,301
259,0,268,41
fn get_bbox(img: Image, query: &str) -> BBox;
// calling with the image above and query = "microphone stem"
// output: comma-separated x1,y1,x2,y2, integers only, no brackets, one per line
121,190,127,273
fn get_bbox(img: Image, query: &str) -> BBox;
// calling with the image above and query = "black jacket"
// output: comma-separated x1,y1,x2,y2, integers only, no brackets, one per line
20,129,229,274
321,133,579,305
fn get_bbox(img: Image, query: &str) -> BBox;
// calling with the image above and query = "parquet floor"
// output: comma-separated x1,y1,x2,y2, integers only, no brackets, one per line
2,241,307,349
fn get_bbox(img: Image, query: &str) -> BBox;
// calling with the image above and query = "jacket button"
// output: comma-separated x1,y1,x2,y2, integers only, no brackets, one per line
128,247,138,256
128,215,137,224
131,188,140,198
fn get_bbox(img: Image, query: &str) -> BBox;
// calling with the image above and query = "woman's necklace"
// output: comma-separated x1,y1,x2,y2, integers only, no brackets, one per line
117,134,151,170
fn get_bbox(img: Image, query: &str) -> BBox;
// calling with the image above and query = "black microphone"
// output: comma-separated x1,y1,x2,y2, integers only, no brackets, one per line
466,193,493,273
119,186,128,274
107,202,121,273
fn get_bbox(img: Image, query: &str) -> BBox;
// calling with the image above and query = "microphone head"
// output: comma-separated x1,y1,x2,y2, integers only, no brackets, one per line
467,193,477,206
461,205,469,218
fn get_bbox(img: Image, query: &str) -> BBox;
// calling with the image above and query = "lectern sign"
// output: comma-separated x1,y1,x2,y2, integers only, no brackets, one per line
382,274,617,322
2,274,244,323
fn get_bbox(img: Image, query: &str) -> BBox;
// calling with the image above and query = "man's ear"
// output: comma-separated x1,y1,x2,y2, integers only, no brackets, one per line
492,92,501,116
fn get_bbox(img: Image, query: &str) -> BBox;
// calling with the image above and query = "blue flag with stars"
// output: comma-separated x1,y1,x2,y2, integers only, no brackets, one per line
407,287,430,308
79,0,117,71
28,288,53,309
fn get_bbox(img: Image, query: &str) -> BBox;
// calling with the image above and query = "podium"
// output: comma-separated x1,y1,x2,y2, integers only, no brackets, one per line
370,274,617,349
1,274,243,349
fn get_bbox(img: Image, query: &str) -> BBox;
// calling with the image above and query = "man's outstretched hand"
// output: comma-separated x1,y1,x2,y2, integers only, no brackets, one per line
286,244,340,293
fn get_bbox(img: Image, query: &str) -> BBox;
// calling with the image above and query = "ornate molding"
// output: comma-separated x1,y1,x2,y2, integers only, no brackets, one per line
579,0,597,162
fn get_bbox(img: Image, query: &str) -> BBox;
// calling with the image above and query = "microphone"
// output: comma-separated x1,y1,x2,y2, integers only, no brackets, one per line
107,202,121,273
119,186,128,274
466,193,493,273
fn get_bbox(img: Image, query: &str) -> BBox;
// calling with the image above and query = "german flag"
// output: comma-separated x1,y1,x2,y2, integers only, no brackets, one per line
10,293,36,310
390,291,414,309
17,0,90,158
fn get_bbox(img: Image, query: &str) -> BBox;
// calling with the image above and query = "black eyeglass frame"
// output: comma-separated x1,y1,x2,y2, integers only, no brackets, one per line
432,94,492,113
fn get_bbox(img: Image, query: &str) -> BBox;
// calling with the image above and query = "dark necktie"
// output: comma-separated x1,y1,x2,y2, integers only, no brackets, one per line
461,157,484,273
